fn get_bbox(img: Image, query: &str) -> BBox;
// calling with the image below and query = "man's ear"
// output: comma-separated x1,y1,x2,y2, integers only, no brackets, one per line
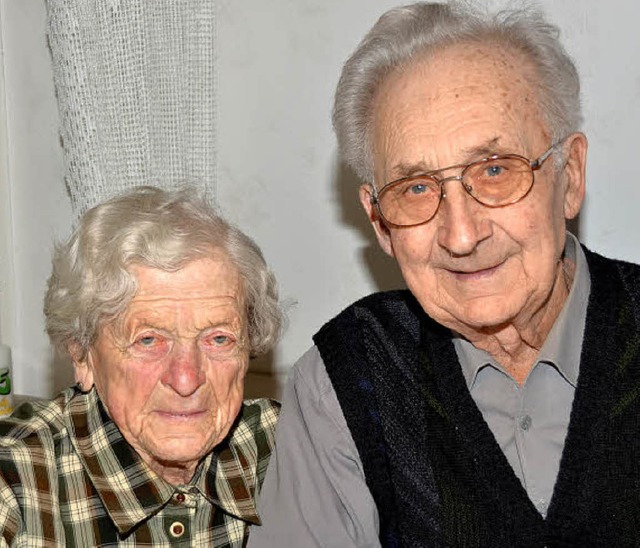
359,184,395,257
561,132,588,220
68,341,95,391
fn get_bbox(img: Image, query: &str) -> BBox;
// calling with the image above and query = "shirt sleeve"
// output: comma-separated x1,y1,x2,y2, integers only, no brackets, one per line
0,476,22,547
247,346,381,548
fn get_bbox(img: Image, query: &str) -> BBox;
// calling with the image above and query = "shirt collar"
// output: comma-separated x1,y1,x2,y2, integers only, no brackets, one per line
454,232,591,388
201,412,262,525
68,390,261,534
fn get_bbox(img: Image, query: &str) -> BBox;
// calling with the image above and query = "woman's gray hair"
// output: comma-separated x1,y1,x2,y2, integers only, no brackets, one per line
44,186,283,359
333,1,582,182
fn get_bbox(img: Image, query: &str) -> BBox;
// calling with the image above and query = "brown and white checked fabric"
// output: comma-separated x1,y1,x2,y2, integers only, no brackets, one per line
0,388,279,546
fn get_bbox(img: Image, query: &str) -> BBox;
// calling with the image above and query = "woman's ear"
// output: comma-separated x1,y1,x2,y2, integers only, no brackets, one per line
68,341,95,391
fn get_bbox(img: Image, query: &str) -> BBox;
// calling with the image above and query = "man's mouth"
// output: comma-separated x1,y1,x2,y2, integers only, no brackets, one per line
447,259,506,280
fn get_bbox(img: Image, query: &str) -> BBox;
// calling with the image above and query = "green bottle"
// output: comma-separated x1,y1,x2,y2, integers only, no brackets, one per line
0,344,13,417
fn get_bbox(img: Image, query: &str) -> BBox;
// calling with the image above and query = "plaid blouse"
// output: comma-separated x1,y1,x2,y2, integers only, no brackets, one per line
0,388,279,547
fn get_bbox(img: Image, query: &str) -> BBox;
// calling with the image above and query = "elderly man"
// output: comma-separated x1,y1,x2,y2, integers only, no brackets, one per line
0,187,283,546
250,2,640,547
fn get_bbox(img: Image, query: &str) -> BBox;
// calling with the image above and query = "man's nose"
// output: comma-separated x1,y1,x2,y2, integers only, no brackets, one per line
436,178,492,256
161,342,206,397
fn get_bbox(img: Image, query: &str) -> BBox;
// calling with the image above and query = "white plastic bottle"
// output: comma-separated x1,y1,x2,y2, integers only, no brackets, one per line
0,344,13,417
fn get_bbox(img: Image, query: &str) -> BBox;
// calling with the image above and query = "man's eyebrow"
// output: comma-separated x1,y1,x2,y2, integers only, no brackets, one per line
459,137,504,159
386,137,505,181
387,160,433,180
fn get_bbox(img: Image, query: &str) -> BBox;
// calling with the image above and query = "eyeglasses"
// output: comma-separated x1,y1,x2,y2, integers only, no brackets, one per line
370,143,559,227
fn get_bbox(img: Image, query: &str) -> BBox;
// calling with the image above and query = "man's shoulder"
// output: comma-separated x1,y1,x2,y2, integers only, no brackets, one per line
313,289,444,358
316,289,422,338
584,246,640,271
584,246,640,296
345,289,418,314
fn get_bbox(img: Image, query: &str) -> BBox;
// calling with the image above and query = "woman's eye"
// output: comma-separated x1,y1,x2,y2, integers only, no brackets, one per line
133,334,167,350
204,333,235,348
138,336,156,346
128,333,170,358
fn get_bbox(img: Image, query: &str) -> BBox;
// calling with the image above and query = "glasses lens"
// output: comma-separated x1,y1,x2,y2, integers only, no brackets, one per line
463,156,533,206
378,176,441,226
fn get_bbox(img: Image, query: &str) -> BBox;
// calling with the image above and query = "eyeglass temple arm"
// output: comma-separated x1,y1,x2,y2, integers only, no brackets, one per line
368,184,379,204
531,141,562,170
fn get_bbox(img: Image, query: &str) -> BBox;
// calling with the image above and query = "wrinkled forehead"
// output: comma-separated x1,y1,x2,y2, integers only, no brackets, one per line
376,40,544,114
127,252,245,306
371,42,549,175
98,255,247,339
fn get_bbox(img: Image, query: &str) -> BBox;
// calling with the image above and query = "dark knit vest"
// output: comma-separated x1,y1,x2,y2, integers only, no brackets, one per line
314,249,640,547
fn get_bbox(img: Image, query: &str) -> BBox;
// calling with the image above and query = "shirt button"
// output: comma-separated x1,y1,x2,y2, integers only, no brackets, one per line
175,493,186,503
169,521,185,538
520,415,532,431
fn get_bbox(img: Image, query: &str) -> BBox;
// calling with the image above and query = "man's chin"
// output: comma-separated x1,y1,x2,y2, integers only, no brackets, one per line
433,297,520,334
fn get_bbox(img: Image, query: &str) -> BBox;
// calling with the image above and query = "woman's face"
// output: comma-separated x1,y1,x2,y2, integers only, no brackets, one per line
73,253,250,484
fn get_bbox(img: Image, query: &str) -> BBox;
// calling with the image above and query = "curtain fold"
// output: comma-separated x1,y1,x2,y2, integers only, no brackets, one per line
46,0,217,219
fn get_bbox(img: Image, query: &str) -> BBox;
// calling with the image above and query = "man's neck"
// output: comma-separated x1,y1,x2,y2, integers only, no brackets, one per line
462,257,576,385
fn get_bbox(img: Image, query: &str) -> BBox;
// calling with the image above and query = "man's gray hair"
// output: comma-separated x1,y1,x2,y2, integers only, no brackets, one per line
45,186,283,359
333,1,582,182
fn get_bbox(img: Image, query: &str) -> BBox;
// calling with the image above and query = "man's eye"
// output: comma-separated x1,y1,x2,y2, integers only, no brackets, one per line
409,183,427,195
397,177,437,198
485,164,505,177
137,336,156,346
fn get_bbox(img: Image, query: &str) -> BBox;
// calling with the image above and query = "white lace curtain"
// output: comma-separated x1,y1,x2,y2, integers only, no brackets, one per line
46,0,217,219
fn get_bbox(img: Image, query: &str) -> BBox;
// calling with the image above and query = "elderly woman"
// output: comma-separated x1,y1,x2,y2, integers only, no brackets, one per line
0,186,283,546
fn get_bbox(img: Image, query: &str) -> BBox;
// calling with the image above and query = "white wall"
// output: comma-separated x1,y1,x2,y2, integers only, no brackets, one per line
0,0,71,397
1,0,640,398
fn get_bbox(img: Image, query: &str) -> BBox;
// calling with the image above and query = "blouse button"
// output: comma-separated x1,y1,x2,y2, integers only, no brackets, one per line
169,521,185,538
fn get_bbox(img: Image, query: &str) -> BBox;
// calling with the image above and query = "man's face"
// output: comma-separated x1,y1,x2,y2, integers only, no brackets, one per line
74,253,249,483
362,44,586,336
